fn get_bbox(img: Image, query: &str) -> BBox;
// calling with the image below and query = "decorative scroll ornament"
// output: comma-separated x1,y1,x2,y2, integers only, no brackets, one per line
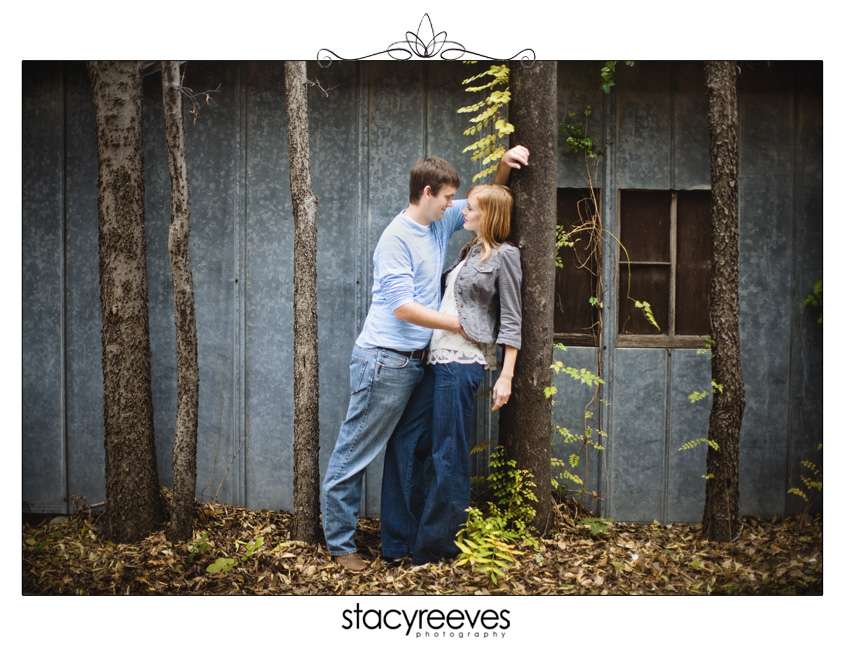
318,14,535,67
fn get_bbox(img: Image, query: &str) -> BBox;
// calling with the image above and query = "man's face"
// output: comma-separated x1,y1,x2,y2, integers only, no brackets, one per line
424,184,457,222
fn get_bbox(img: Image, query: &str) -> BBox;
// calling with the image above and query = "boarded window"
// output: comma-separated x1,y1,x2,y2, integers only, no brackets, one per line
617,189,712,347
554,188,601,344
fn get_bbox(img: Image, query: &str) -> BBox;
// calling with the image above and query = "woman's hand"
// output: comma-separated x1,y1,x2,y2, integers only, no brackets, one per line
490,373,512,411
491,346,518,412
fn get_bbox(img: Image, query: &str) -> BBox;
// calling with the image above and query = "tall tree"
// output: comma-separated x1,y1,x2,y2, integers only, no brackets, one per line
161,61,200,542
497,61,557,532
87,61,164,542
284,61,321,543
702,61,745,542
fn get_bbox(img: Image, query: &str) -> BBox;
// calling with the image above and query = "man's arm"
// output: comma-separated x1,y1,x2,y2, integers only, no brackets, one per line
492,145,530,186
393,302,461,333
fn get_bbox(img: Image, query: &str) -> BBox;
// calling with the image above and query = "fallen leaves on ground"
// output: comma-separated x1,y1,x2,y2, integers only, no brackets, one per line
22,500,821,596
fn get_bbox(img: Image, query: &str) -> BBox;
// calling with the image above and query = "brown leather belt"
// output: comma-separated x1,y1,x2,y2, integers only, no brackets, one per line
382,347,427,360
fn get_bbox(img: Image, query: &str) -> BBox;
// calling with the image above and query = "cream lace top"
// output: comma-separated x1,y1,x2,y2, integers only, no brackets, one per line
428,259,498,369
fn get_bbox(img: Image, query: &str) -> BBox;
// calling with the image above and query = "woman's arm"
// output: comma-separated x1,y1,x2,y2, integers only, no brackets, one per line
495,246,522,349
491,345,518,411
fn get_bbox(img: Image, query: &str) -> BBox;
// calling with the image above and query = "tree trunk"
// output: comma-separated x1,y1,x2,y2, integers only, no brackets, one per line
161,61,200,542
702,61,745,542
497,61,557,533
87,61,164,543
285,61,321,544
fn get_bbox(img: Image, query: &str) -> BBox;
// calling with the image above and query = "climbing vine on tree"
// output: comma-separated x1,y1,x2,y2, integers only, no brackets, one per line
458,63,514,182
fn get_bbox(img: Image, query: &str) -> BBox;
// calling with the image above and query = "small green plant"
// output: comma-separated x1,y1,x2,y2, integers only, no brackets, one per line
803,279,822,324
788,444,822,527
206,556,238,574
454,508,523,585
564,109,598,159
581,516,614,536
455,448,537,584
206,536,264,574
187,532,211,563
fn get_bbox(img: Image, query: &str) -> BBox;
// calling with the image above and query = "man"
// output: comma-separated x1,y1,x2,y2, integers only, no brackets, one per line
321,146,530,571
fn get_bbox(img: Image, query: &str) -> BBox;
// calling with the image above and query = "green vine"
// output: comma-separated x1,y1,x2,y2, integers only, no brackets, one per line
788,444,822,528
600,61,635,94
458,63,513,182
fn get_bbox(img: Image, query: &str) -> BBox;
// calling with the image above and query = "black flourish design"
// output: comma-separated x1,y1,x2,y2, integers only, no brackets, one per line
317,14,535,67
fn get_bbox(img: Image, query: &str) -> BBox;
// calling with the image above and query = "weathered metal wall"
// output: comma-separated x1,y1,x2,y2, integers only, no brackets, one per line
22,61,822,523
552,61,823,522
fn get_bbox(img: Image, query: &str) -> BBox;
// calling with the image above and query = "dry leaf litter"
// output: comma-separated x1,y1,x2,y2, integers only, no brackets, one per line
23,499,821,596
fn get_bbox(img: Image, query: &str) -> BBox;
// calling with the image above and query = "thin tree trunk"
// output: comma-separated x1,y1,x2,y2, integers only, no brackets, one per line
285,61,321,544
702,61,745,542
162,61,200,542
497,61,557,533
87,60,164,543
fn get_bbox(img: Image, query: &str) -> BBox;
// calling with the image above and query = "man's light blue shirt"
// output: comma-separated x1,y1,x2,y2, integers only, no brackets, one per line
356,200,466,351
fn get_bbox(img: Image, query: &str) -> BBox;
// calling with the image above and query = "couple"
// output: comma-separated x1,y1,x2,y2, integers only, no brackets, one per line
321,146,528,572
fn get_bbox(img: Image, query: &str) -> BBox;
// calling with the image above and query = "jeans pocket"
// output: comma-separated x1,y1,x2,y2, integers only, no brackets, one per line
375,350,410,379
378,351,410,369
350,354,370,394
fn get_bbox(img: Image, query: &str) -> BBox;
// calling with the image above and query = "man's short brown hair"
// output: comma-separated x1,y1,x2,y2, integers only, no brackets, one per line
408,157,460,205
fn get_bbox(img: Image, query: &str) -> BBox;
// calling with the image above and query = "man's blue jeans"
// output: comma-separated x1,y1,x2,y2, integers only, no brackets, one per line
381,362,484,563
321,345,425,556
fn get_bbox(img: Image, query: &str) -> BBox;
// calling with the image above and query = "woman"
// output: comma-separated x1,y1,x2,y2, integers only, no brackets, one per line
380,183,522,566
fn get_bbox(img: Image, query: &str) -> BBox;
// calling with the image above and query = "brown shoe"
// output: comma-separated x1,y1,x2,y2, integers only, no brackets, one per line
334,552,367,572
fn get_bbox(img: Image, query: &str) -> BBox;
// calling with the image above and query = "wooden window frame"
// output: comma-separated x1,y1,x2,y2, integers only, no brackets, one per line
616,189,711,349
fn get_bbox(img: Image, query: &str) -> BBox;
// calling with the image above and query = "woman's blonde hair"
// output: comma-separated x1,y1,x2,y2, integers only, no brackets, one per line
463,184,513,261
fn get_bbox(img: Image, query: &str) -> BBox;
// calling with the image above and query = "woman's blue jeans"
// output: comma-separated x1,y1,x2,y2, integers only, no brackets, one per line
380,361,484,564
321,346,425,556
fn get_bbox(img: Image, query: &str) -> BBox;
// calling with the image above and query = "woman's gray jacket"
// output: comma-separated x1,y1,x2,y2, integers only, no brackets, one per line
443,242,522,349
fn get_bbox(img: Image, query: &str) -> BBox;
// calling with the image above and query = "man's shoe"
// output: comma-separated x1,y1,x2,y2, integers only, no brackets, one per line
381,556,410,568
334,552,367,572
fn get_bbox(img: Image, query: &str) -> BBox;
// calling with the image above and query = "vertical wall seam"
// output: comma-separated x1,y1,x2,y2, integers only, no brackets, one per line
235,62,248,508
603,83,618,518
784,67,799,513
663,350,671,523
669,63,676,190
60,62,70,515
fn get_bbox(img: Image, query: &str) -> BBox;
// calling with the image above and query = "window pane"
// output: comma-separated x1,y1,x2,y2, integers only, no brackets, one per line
618,263,668,335
620,190,671,262
555,188,600,337
676,191,712,335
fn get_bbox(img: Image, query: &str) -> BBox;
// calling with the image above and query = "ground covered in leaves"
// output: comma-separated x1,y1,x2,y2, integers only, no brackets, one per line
22,500,822,596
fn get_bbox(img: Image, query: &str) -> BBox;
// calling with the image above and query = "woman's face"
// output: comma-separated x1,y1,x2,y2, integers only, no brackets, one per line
461,194,483,233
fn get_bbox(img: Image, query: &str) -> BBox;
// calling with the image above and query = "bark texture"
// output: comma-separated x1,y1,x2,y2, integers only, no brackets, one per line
87,61,164,542
497,61,557,533
162,61,200,542
702,61,746,542
285,61,322,544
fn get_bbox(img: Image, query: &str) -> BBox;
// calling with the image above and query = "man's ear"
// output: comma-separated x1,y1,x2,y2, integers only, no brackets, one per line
421,185,433,199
